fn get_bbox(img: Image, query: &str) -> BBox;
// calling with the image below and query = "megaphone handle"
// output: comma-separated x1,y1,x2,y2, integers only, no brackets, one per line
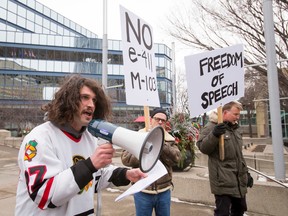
97,138,110,145
95,139,111,170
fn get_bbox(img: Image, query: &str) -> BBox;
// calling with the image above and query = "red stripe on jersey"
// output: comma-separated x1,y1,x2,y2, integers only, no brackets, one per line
61,130,81,143
38,177,54,209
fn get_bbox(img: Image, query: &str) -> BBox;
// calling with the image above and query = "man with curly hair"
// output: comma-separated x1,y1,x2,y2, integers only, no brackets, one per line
15,74,146,215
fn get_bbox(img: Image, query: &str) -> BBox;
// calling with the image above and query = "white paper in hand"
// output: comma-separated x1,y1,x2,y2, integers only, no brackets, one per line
115,161,167,202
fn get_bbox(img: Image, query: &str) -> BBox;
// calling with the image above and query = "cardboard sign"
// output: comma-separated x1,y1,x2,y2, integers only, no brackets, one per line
184,44,244,117
120,5,160,107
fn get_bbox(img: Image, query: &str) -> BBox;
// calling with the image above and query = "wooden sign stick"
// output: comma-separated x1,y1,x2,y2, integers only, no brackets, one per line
217,106,225,161
144,106,150,132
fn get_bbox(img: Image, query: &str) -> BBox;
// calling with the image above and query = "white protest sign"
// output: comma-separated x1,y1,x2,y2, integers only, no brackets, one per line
184,44,244,117
120,5,160,107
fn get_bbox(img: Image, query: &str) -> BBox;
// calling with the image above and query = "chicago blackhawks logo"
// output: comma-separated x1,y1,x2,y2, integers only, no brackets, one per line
73,155,93,194
24,140,38,161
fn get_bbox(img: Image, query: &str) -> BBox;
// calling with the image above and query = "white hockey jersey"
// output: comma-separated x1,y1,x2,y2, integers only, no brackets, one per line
15,121,123,216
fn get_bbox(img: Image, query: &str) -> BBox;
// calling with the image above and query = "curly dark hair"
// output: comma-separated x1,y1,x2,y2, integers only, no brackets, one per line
42,74,111,125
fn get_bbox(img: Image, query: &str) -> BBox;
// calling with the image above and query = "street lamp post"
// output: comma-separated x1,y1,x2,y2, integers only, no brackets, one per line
263,0,286,181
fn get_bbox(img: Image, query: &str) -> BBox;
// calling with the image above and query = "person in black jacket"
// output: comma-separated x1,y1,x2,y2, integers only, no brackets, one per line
197,101,250,216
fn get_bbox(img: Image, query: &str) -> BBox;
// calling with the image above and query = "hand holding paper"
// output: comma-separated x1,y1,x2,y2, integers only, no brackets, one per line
115,161,167,202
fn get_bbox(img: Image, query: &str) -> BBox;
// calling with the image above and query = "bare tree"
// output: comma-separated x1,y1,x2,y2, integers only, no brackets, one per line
175,69,190,115
166,0,288,109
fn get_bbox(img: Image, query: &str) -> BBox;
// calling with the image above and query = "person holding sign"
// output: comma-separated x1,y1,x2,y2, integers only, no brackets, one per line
15,74,146,216
196,101,251,216
121,108,180,216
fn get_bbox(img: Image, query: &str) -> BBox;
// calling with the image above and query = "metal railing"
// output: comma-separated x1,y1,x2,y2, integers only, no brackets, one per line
248,166,288,188
244,155,288,188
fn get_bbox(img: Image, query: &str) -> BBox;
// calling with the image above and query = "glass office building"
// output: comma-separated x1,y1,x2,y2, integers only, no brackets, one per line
0,0,174,134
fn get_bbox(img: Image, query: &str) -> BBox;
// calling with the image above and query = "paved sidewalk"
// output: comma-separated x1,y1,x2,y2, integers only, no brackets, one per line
262,144,288,154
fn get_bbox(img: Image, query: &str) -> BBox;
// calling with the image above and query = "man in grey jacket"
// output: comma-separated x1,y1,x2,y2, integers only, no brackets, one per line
197,101,249,216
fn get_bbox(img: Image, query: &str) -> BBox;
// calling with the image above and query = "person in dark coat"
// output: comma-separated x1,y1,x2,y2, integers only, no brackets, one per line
197,101,250,216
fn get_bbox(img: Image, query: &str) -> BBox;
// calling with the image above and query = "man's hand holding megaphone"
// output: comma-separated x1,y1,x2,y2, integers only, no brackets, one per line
90,143,115,169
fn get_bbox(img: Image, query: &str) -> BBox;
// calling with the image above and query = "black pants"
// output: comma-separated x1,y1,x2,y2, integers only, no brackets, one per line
214,195,247,216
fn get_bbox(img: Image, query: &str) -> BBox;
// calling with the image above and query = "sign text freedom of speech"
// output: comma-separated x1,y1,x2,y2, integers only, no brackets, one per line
184,44,244,117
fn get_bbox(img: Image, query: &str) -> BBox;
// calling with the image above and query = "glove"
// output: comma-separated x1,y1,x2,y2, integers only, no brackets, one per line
247,172,254,188
212,123,226,137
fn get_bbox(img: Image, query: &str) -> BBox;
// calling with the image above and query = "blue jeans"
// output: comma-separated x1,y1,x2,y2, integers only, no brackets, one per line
133,190,171,216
